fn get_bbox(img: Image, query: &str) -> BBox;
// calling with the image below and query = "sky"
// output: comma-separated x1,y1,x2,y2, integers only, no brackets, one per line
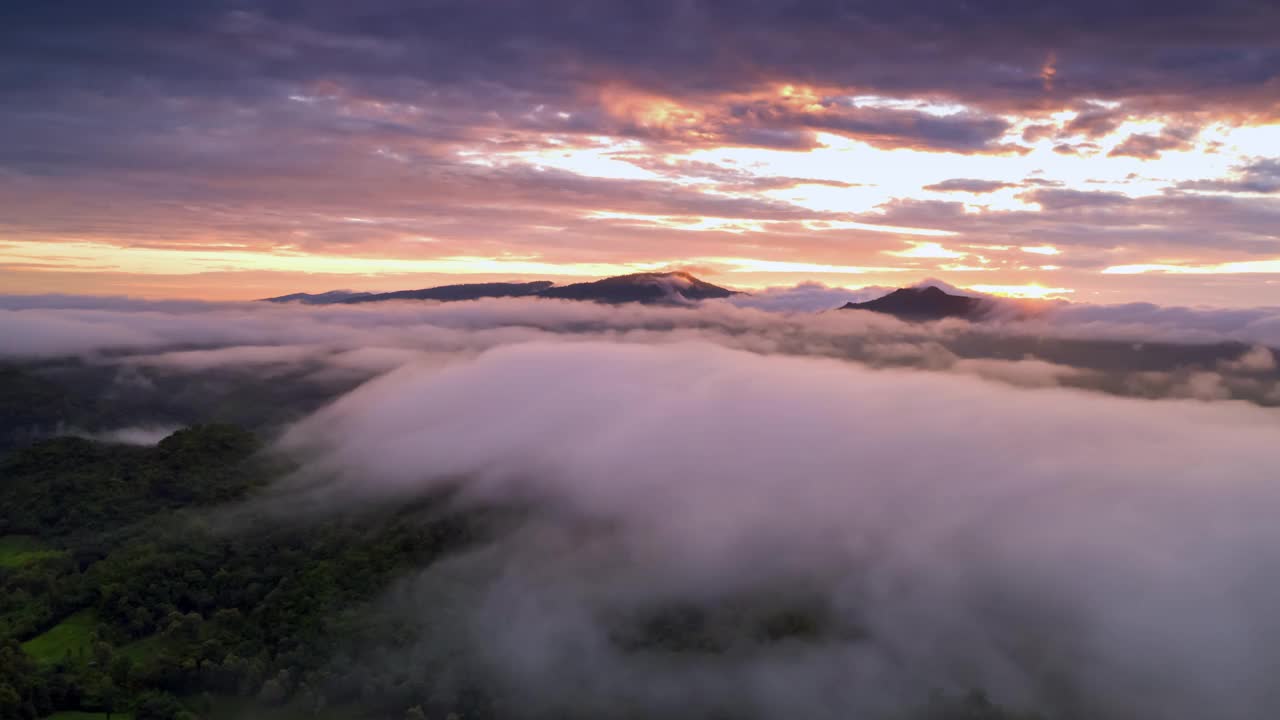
2,1,1279,305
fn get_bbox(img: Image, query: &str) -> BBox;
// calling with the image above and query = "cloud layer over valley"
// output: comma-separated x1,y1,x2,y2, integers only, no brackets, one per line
3,291,1280,718
273,341,1280,719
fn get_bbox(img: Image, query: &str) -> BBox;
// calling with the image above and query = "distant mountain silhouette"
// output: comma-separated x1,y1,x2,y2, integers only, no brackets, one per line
343,281,554,304
262,290,373,305
263,272,735,306
841,286,988,320
539,271,736,304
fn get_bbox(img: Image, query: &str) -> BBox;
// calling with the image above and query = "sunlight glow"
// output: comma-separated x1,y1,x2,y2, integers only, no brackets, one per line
1103,259,1280,275
0,240,667,278
885,242,967,259
708,257,909,275
585,211,767,233
1021,245,1061,256
968,283,1074,299
801,220,958,237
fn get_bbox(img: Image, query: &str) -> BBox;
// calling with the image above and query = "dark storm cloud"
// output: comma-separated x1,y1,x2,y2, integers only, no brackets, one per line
2,1,1277,170
5,1,1279,110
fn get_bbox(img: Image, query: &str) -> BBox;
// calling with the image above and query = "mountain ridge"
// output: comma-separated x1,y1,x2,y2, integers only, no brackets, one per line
264,273,1006,318
263,271,737,306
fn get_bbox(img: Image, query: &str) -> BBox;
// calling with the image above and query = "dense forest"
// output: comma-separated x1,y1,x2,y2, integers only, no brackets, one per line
0,422,493,720
0,364,1042,720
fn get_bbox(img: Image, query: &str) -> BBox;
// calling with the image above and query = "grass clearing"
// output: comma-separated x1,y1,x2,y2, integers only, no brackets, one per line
0,535,64,568
22,610,97,664
119,632,167,664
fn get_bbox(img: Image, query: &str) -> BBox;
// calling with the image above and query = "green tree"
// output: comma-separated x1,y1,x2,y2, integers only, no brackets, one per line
134,691,190,720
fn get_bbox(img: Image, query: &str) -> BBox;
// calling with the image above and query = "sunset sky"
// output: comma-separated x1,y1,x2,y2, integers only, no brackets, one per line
3,1,1279,305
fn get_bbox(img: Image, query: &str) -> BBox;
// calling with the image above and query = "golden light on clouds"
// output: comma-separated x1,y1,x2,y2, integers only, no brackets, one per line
598,85,711,137
1021,245,1061,256
1103,259,1280,275
1040,52,1057,91
7,82,1280,305
585,211,768,233
585,210,961,238
968,283,1074,299
0,240,667,278
800,220,957,237
885,242,967,259
708,257,909,275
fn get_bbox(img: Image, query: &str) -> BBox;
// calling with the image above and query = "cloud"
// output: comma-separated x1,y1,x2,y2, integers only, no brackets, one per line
271,340,1280,719
950,356,1094,388
1108,126,1200,159
909,277,985,297
2,291,1278,718
128,345,327,372
0,290,1271,357
923,179,1019,194
1065,107,1127,138
1178,157,1280,194
1024,300,1280,347
1052,141,1101,156
1019,188,1131,210
3,1,1279,305
726,283,888,313
75,426,182,446
797,104,1015,153
1221,344,1277,373
7,2,1280,116
3,292,1278,423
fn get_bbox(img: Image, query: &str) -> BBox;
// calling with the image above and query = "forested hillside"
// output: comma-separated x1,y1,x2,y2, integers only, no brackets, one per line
1,423,1041,720
0,425,489,720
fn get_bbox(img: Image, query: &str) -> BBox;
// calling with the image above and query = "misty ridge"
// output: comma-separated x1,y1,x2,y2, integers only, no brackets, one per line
3,277,1279,441
2,279,1280,720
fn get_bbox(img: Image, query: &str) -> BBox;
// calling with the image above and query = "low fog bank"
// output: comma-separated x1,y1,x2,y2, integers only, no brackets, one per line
272,342,1280,720
2,289,1280,357
725,282,890,312
72,425,182,446
1,291,1276,451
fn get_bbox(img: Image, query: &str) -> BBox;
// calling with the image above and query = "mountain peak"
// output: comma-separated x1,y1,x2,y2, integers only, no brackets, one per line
840,285,987,321
539,271,736,304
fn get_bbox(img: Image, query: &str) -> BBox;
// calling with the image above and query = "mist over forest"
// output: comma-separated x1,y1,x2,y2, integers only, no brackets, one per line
2,290,1279,720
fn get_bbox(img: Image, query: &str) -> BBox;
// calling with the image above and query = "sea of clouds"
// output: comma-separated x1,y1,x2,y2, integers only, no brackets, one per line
3,287,1280,718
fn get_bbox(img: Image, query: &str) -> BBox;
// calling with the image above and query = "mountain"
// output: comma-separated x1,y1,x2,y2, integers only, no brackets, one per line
538,271,736,304
262,290,373,305
342,281,554,304
263,272,736,306
840,285,988,320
